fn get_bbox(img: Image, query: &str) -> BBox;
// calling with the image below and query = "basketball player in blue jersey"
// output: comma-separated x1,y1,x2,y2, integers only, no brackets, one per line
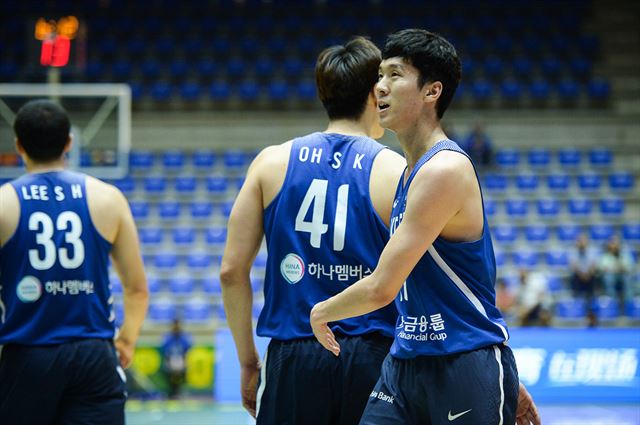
220,37,406,424
311,30,541,425
0,100,148,424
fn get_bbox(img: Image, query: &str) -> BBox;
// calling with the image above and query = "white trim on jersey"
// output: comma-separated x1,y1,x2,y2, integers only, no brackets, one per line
493,345,505,425
0,285,6,324
427,246,509,341
255,345,269,418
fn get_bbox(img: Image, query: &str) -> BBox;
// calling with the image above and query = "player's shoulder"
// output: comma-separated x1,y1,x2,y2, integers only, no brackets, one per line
85,175,128,206
251,140,293,170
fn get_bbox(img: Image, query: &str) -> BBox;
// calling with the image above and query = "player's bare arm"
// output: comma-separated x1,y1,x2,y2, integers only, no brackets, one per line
220,142,289,417
311,151,473,354
88,177,149,368
0,183,19,246
369,148,406,227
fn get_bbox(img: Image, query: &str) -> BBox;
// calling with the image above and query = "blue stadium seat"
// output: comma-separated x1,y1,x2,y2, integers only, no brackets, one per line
556,79,580,102
536,199,561,218
546,274,564,293
593,296,620,321
495,149,520,168
483,199,497,216
557,224,582,242
209,81,231,102
158,201,181,220
193,150,216,169
297,80,317,102
558,148,582,167
212,37,231,57
241,37,260,57
130,150,155,170
150,82,173,102
224,151,249,169
111,60,132,80
253,252,268,269
569,57,591,80
143,176,168,194
205,227,227,245
529,80,551,101
203,277,222,295
154,253,178,269
622,224,640,242
525,225,550,243
147,276,161,294
140,59,161,80
191,202,214,219
512,57,533,77
546,251,569,268
625,297,640,319
587,79,611,101
608,172,634,191
600,198,625,217
206,176,228,194
169,59,189,81
197,58,217,79
85,61,106,81
492,225,518,244
110,276,122,294
283,57,304,80
169,276,195,294
500,79,522,101
541,57,563,80
175,176,197,194
221,201,234,219
268,81,291,102
568,199,593,217
513,250,539,268
162,150,186,171
238,80,261,102
183,299,212,323
172,227,196,245
589,148,612,167
505,199,529,217
471,80,493,101
186,252,214,270
527,149,551,168
547,174,570,191
494,251,506,267
183,37,204,57
483,173,508,193
516,174,539,192
139,227,164,246
556,298,586,320
148,299,177,323
113,303,124,326
577,173,602,192
226,58,246,78
180,82,203,102
589,224,615,242
129,201,150,220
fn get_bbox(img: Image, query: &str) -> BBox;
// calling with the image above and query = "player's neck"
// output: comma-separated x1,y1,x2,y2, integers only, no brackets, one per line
25,157,66,174
399,121,447,172
324,119,369,138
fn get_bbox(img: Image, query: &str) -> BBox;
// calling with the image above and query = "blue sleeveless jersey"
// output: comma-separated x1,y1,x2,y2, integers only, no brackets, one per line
0,171,115,345
260,132,396,340
389,140,509,358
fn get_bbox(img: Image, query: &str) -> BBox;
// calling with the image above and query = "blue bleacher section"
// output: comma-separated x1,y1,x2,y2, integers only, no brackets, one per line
1,0,611,109
96,145,640,326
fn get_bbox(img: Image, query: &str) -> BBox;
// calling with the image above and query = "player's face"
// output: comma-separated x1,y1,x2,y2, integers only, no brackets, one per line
376,57,428,133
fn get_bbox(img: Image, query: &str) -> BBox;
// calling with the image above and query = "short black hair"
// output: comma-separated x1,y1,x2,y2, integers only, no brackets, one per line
13,99,71,161
382,29,461,119
316,36,381,121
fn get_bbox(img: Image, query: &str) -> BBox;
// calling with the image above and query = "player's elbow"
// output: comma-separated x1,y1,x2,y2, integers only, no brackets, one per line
219,258,249,288
368,279,397,308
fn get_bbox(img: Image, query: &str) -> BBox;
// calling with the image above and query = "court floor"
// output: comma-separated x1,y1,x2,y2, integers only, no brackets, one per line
126,400,640,425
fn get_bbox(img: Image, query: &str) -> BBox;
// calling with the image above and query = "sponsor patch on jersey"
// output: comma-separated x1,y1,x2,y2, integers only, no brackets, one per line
16,275,42,302
280,253,305,284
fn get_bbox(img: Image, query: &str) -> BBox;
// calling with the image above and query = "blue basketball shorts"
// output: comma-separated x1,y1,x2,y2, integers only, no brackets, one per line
0,338,127,425
359,344,519,425
256,333,393,425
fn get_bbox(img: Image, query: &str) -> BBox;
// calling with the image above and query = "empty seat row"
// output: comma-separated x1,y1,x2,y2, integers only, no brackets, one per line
491,223,640,244
493,147,616,168
483,172,634,192
485,198,631,218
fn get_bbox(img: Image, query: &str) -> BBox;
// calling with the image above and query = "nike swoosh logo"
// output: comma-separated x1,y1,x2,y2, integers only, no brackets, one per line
448,409,472,421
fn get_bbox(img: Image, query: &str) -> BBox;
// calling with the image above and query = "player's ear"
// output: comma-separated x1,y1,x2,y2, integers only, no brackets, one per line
15,138,25,155
62,134,73,154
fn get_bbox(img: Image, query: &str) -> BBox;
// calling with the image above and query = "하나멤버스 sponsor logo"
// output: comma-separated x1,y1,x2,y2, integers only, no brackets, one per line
16,275,43,302
280,253,305,284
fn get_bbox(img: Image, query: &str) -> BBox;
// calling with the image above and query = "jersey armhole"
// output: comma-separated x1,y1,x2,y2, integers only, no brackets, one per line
264,140,295,212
